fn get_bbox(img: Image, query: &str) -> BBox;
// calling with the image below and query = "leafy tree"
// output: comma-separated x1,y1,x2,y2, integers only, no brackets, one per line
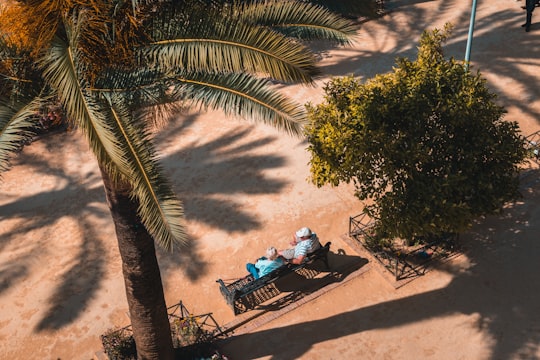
306,25,528,243
0,0,358,358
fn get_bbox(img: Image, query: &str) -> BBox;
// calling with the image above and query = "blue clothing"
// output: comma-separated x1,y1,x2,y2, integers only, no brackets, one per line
256,257,284,277
246,263,260,279
246,257,284,279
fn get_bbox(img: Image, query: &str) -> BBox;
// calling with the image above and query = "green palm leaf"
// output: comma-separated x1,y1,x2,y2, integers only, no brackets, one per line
39,18,187,249
94,61,307,135
93,67,186,127
170,71,307,135
238,0,360,44
143,12,319,84
105,94,186,250
0,96,42,173
39,34,117,166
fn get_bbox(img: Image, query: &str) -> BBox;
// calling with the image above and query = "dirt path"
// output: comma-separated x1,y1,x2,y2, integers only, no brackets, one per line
0,0,539,359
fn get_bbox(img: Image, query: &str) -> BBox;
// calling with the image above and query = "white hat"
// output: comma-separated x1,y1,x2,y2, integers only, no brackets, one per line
295,227,312,238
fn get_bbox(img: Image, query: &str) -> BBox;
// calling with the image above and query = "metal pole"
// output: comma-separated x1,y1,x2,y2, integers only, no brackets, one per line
464,0,478,71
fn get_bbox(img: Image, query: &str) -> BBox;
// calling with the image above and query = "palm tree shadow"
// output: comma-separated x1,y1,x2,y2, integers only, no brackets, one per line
218,180,540,360
35,225,106,331
156,123,289,279
159,125,287,233
0,184,108,249
314,0,540,128
157,233,209,281
0,264,27,295
1,115,289,328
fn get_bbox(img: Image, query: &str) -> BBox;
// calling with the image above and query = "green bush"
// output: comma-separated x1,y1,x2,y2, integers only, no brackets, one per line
306,24,528,242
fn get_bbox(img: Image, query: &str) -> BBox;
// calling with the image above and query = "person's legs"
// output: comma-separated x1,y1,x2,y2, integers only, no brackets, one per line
246,263,260,279
279,248,295,260
525,0,535,31
526,10,533,31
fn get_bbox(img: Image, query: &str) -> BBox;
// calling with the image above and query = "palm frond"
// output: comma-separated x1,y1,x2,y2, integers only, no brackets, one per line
39,20,187,250
93,66,185,127
170,71,307,135
238,0,360,44
136,102,186,129
38,19,129,181
93,66,167,97
142,12,319,84
104,94,187,250
38,32,100,134
0,96,41,174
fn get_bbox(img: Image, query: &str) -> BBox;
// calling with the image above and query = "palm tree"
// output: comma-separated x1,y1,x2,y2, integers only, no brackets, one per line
0,0,359,358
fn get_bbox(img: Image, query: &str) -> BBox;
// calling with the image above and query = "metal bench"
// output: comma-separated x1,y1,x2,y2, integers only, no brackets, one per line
216,242,331,315
525,130,540,166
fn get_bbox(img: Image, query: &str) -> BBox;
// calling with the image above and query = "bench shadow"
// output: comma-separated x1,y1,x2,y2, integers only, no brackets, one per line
252,251,369,313
217,179,540,360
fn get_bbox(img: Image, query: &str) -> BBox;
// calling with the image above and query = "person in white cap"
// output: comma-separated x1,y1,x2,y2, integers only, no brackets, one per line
279,227,321,265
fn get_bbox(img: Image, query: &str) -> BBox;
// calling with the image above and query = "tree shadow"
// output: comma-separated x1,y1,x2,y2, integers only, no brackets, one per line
311,0,540,128
0,114,290,330
156,124,289,279
311,0,465,79
35,225,106,331
160,125,287,233
0,263,27,296
0,184,107,250
218,179,540,360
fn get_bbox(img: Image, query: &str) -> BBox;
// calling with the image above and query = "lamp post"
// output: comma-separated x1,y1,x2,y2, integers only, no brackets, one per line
464,0,478,71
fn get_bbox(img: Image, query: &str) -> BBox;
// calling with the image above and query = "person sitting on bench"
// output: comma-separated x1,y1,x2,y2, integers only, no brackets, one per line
246,246,285,279
279,227,321,265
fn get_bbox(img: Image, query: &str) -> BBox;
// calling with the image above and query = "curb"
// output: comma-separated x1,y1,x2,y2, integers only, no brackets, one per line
217,258,372,338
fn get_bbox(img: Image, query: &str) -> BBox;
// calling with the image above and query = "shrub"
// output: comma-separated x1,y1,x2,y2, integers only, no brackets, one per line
101,328,136,360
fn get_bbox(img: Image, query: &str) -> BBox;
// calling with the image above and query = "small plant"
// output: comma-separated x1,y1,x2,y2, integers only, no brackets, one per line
171,315,204,348
101,302,228,359
363,227,394,251
101,328,136,360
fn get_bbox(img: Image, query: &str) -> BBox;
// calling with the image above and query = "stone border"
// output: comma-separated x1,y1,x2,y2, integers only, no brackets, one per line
216,257,372,338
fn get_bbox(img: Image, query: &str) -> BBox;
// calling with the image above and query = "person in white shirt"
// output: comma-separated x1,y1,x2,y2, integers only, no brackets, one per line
279,227,321,265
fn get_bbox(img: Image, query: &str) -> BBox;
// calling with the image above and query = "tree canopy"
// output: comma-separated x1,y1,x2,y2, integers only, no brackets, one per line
306,25,528,242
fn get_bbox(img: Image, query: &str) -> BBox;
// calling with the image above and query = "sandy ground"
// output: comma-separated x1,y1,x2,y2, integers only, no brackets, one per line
1,0,540,359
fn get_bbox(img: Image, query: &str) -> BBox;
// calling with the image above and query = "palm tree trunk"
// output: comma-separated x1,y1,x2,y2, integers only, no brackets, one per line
100,166,174,360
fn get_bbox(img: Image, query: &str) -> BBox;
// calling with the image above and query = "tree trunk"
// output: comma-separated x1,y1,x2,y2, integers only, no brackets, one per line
100,166,174,360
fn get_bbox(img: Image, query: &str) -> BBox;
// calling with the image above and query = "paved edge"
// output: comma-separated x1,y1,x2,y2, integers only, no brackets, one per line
216,258,372,339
